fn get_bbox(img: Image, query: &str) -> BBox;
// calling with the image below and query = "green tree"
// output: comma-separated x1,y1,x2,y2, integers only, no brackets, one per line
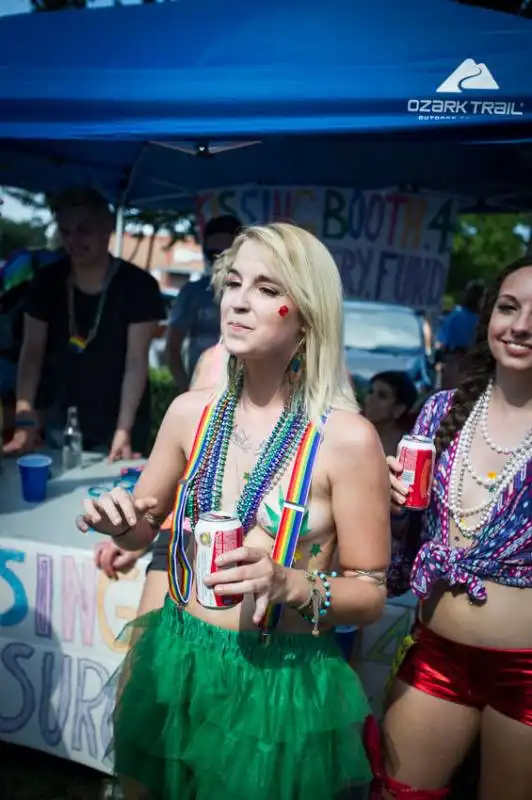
0,218,48,260
448,213,529,301
124,208,196,270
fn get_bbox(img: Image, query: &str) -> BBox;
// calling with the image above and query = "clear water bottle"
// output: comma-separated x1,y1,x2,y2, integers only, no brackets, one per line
62,406,83,471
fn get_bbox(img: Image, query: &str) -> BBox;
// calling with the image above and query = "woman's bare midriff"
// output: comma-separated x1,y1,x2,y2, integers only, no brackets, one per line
419,444,532,650
420,582,532,650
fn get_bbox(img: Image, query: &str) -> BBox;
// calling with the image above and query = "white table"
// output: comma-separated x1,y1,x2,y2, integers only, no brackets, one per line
0,452,417,771
0,453,148,773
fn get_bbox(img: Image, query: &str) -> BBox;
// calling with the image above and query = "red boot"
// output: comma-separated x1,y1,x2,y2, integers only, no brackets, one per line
364,716,450,799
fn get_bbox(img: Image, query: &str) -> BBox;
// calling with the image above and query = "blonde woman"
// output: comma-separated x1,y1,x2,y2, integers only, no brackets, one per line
78,223,390,800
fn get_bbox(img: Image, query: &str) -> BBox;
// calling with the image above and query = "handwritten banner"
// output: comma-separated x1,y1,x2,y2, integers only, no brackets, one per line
196,187,458,313
0,539,146,773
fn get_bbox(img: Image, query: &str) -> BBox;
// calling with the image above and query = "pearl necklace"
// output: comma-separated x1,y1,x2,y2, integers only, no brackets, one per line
447,390,532,539
480,380,532,455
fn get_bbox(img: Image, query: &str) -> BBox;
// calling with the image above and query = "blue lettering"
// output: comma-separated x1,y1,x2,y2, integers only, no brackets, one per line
393,259,409,305
0,549,28,627
407,255,426,307
376,250,400,302
355,247,375,297
332,246,357,295
71,658,110,760
426,258,446,307
0,642,36,733
347,190,365,240
39,652,72,747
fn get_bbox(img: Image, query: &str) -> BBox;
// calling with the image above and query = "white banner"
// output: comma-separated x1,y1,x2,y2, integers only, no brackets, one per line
0,534,415,771
0,538,146,773
196,187,457,314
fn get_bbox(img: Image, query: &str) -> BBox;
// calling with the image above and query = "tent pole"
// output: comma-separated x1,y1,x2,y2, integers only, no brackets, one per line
114,143,150,258
114,205,125,258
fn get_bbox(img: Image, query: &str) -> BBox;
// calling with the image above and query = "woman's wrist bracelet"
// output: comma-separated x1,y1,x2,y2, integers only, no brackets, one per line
295,570,337,637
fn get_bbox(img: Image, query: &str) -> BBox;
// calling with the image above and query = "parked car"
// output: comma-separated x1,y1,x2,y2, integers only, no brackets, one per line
343,299,434,395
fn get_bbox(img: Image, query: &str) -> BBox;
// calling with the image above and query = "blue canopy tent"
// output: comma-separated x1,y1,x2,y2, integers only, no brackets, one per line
0,0,531,209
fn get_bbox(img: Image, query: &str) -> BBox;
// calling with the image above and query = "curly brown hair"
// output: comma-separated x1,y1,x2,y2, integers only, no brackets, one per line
435,256,532,454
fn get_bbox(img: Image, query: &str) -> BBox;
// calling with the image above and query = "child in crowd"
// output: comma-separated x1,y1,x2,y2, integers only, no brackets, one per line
364,371,418,457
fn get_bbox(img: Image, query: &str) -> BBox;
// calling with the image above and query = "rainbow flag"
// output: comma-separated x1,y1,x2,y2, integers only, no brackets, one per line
0,248,62,295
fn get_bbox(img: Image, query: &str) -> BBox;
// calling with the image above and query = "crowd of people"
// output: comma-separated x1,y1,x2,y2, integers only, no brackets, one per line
1,187,531,799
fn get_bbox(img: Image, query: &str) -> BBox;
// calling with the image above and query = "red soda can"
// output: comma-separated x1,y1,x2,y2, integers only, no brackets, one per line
397,435,436,510
194,512,244,608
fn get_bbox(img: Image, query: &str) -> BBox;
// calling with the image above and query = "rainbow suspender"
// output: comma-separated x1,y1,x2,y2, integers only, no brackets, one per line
262,416,327,633
167,404,328,620
167,402,216,604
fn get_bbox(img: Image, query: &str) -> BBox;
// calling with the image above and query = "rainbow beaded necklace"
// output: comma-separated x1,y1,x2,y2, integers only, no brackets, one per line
167,383,328,632
190,387,308,534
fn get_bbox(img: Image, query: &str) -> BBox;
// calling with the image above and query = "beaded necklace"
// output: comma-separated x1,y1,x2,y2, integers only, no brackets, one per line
190,381,308,531
447,382,532,539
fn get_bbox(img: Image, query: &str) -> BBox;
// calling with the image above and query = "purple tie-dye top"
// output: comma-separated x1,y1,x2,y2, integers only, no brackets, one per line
387,391,532,602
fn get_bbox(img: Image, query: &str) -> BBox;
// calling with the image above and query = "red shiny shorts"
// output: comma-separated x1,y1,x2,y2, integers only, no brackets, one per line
397,622,532,727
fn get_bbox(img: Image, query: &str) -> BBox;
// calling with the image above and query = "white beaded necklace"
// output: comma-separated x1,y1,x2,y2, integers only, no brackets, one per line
480,380,532,455
447,382,532,539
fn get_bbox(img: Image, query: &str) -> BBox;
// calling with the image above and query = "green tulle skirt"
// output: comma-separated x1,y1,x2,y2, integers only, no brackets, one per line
111,596,372,799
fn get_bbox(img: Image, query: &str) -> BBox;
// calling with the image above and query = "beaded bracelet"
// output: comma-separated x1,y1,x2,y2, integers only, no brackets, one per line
297,570,337,637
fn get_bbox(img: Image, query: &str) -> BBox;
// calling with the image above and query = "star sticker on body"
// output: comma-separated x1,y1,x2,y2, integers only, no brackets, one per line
293,547,303,563
310,543,321,557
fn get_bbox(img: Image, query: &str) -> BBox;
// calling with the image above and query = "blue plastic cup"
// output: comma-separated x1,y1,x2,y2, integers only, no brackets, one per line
17,454,53,503
335,625,359,661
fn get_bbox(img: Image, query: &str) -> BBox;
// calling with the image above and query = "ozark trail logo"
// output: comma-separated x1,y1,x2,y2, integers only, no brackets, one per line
436,59,499,94
407,58,523,120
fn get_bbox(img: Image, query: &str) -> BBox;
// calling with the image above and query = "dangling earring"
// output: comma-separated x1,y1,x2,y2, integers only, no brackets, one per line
287,336,306,411
228,354,242,394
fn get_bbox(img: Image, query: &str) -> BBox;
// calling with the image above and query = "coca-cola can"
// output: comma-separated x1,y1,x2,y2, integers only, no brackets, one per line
194,512,244,608
397,434,436,510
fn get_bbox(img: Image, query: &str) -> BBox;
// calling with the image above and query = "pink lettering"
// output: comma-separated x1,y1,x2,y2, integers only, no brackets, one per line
61,556,96,647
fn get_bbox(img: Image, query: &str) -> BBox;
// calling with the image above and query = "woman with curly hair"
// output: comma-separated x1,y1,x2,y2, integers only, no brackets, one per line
366,258,532,799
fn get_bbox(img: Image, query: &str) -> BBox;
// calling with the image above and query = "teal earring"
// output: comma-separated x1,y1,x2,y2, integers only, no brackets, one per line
290,354,302,374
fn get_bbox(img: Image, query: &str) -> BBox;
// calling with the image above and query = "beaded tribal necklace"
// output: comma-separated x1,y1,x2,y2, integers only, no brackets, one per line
188,380,308,532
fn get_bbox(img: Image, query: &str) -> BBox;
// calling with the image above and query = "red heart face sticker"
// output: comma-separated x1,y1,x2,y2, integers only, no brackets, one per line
278,305,289,318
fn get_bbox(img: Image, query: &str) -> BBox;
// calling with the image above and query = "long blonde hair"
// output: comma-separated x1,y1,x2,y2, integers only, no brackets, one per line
213,222,358,424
